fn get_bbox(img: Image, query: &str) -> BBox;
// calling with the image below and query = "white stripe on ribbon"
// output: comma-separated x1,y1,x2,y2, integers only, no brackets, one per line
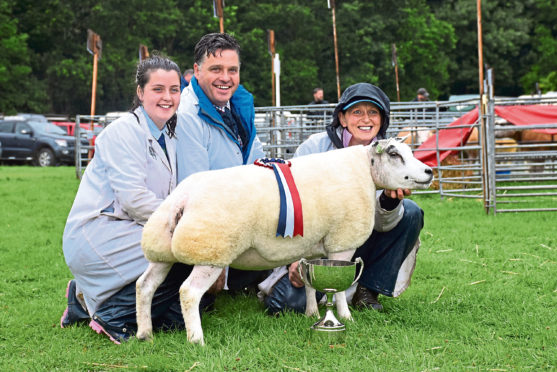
274,164,295,237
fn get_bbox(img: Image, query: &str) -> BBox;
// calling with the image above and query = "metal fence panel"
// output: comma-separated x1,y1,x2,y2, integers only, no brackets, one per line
73,97,556,213
255,97,557,213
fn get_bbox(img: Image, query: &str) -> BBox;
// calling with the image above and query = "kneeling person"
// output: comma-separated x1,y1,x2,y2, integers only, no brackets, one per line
262,83,424,313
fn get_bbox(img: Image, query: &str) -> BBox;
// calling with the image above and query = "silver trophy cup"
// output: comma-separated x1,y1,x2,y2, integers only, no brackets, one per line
298,257,364,344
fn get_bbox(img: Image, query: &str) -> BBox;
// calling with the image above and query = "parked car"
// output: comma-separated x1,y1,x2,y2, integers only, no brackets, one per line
0,117,88,166
52,121,103,154
16,113,49,123
52,121,104,138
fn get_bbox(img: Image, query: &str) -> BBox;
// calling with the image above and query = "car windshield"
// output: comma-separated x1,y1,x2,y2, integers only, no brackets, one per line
28,121,68,135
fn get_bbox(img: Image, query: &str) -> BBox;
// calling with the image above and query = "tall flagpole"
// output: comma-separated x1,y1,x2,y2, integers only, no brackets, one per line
329,0,341,101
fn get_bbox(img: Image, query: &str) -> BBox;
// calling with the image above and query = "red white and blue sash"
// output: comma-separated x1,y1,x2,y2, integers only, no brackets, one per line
254,158,304,238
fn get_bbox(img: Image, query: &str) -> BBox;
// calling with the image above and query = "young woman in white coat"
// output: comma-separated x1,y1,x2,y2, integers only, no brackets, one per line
60,55,211,344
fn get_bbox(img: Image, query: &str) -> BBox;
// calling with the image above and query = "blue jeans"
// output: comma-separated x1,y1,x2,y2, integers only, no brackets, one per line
264,199,424,315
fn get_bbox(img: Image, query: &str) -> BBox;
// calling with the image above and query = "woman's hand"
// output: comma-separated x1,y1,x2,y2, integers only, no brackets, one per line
383,188,412,200
288,261,305,288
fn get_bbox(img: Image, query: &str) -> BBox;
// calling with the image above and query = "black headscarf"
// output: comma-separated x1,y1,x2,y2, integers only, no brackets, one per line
326,83,391,149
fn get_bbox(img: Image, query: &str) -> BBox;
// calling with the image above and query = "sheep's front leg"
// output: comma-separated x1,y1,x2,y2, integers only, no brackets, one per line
136,262,173,341
180,265,222,346
305,286,319,317
328,250,356,321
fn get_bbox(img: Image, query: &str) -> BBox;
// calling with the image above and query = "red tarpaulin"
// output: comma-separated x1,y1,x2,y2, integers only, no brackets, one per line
495,105,557,135
415,104,557,166
415,108,478,166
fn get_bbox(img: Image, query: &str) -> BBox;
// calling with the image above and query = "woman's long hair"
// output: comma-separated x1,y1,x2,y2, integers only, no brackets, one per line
131,53,181,138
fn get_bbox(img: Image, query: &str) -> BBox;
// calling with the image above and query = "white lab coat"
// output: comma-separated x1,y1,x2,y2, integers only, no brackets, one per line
63,108,177,315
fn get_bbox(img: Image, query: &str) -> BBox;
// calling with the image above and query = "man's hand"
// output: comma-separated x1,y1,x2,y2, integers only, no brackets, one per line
207,269,226,294
288,261,305,288
383,188,412,200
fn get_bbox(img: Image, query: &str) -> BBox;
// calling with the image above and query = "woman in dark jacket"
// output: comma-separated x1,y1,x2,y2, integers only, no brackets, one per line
262,83,424,313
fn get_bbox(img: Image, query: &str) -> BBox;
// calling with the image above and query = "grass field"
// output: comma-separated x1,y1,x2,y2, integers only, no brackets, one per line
0,166,555,371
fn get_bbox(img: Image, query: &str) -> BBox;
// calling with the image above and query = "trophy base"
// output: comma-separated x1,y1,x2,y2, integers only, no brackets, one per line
310,324,346,345
309,309,346,345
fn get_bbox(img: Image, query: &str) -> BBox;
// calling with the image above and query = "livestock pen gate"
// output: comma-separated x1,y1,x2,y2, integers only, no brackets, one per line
254,96,557,214
71,99,556,214
73,114,121,179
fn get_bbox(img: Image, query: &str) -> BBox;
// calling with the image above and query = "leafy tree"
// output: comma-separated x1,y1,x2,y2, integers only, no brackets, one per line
429,0,535,97
2,0,555,115
336,0,455,101
520,0,557,93
0,0,47,114
12,0,98,114
233,0,331,106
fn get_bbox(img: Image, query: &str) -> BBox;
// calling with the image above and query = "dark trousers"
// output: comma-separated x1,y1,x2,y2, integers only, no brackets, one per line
94,263,267,339
264,199,424,315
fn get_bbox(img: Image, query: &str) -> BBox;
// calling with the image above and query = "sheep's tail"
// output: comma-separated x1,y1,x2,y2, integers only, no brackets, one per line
168,193,187,236
142,194,183,262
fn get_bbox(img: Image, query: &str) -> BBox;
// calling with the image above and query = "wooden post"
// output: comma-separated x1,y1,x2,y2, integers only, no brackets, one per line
214,0,224,33
268,30,276,106
90,52,98,122
330,0,341,101
139,44,150,61
392,43,401,102
477,0,489,213
87,30,102,160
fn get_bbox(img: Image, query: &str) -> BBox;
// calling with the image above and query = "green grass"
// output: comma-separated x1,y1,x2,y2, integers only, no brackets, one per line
0,166,555,371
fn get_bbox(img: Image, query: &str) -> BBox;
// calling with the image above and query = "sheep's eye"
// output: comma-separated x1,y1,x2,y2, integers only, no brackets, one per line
388,150,404,162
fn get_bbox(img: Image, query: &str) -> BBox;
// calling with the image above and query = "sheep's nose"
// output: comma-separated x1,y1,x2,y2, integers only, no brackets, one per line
425,168,433,175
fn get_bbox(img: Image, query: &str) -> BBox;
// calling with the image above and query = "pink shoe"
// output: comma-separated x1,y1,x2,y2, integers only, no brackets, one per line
89,319,122,345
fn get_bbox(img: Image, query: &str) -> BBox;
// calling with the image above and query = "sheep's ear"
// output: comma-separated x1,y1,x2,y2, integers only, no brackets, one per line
396,134,409,143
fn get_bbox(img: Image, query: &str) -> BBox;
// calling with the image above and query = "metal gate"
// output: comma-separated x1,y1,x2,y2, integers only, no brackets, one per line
73,98,556,213
254,96,557,214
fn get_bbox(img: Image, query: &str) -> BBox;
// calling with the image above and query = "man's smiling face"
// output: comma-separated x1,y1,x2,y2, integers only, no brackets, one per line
194,49,240,107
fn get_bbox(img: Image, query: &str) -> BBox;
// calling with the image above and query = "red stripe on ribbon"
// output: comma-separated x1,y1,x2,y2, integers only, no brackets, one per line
276,163,303,237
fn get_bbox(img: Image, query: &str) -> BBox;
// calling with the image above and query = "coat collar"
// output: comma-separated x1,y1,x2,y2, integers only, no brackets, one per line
189,77,257,164
134,107,175,172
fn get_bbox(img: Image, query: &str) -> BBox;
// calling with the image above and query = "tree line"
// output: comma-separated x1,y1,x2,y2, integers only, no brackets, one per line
1,0,555,116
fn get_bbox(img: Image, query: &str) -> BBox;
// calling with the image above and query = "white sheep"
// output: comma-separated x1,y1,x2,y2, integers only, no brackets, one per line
136,137,433,345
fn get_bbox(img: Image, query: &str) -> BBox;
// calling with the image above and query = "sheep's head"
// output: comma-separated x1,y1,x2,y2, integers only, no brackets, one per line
367,137,433,190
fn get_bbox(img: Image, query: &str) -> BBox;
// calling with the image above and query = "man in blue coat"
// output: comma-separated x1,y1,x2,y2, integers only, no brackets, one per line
176,33,268,294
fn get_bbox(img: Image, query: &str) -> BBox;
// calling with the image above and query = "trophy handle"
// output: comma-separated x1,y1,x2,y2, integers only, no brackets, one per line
351,257,364,286
297,258,311,287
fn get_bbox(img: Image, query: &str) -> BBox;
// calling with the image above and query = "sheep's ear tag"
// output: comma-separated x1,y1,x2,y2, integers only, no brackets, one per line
375,144,384,154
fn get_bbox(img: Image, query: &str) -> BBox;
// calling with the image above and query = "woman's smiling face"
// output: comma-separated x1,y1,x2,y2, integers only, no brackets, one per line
137,69,181,129
338,101,382,146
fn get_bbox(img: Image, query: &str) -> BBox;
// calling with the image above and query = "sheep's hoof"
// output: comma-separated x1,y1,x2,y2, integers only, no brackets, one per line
136,330,153,342
187,336,205,346
339,313,353,321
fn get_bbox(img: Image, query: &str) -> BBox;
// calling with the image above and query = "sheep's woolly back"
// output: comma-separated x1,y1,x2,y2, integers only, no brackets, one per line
157,145,376,268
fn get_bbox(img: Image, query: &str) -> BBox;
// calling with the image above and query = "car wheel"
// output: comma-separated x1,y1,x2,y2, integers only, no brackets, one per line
34,148,56,167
